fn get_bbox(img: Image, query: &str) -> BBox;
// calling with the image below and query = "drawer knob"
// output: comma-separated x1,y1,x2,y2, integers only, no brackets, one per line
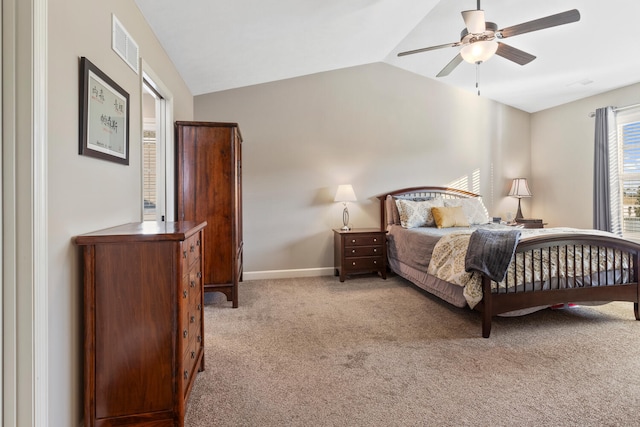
352,262,356,266
197,304,202,311
190,315,195,323
373,238,377,242
191,351,196,359
197,335,202,343
351,239,356,243
197,271,202,279
351,249,356,253
373,260,377,264
183,290,188,298
184,370,189,380
373,249,377,253
190,280,196,288
197,239,201,246
183,329,188,338
183,251,187,259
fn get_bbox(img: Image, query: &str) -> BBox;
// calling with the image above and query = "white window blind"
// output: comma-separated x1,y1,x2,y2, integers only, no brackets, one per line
143,129,157,221
617,108,640,239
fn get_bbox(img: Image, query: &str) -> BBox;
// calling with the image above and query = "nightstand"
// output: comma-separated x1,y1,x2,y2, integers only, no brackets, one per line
333,228,387,282
515,218,546,229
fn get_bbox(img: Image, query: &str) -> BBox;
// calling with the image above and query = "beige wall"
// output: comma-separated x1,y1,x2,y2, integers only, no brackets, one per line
14,0,635,423
531,82,640,228
195,63,531,275
47,0,193,425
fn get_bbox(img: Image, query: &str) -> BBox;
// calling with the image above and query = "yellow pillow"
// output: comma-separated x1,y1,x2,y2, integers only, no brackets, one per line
431,206,470,228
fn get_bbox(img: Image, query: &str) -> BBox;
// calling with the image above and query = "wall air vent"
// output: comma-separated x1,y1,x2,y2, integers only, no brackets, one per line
112,14,139,74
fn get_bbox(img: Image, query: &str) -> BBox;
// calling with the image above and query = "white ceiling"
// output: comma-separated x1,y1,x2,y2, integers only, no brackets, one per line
134,0,640,113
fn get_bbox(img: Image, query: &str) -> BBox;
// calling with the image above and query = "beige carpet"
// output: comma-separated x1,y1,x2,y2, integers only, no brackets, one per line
185,275,640,426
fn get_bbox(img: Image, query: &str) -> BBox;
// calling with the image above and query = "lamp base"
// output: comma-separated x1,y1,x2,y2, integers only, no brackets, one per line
342,205,351,230
515,198,524,221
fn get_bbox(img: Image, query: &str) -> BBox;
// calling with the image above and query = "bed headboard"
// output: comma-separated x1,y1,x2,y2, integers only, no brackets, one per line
376,186,481,231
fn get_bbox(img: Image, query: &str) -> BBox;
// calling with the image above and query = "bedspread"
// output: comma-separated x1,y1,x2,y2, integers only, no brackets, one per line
427,227,630,308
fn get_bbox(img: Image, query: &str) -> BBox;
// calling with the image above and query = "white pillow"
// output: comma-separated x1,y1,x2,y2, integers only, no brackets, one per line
444,197,490,225
395,198,444,228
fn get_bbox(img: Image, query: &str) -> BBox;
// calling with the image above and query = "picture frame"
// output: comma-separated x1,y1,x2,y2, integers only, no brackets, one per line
79,56,130,165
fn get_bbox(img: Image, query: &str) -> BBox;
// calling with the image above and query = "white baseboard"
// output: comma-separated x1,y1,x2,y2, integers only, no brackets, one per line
243,267,334,281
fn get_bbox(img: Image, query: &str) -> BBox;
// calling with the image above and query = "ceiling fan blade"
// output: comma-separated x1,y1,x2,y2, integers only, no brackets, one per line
436,53,464,77
397,42,461,57
498,9,580,39
495,42,536,65
462,10,486,34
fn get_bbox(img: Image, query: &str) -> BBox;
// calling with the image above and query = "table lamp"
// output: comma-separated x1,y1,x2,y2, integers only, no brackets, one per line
508,178,532,221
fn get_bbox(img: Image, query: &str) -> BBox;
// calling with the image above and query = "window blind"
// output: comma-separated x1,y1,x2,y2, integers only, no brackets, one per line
617,111,640,239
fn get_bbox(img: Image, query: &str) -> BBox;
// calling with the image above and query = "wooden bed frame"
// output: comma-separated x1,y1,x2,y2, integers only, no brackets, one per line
378,186,640,337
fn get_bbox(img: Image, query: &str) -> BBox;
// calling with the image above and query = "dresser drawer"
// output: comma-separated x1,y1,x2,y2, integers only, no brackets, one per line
186,306,202,351
344,234,384,247
182,305,201,342
182,231,202,271
182,320,202,393
343,256,385,273
344,245,383,258
188,263,202,305
182,343,198,396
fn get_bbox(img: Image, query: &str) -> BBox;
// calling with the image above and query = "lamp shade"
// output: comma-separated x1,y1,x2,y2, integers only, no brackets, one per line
334,184,357,202
460,40,498,64
508,178,532,198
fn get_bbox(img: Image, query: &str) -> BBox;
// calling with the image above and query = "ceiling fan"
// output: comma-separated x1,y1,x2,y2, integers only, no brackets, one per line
398,1,581,78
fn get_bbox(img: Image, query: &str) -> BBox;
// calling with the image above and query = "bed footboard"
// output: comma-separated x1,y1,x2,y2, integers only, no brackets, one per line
478,234,640,338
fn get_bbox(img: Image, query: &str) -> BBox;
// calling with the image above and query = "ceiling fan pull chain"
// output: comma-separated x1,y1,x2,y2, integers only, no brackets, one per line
476,61,481,96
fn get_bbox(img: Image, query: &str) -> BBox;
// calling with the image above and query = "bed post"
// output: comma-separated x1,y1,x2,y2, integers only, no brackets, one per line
378,195,386,231
481,275,493,338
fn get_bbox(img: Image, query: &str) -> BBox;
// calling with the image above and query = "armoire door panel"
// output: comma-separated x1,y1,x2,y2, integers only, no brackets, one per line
176,121,242,307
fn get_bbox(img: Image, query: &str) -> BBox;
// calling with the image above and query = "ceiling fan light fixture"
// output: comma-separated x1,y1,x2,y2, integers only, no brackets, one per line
460,40,498,64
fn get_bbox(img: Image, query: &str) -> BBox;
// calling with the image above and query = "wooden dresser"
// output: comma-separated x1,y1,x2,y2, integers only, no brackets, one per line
176,121,243,307
75,221,207,427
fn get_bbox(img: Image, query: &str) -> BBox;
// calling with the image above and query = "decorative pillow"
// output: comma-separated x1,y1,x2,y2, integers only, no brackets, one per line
387,196,435,225
431,206,470,228
444,197,490,225
395,198,444,228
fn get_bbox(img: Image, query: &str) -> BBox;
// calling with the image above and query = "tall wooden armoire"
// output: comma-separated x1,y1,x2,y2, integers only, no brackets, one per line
176,121,243,308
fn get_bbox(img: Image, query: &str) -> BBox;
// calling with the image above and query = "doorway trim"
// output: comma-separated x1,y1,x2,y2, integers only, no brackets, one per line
141,61,175,222
2,0,48,425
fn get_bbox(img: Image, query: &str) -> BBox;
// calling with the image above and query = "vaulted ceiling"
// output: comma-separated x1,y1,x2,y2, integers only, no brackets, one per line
135,0,640,112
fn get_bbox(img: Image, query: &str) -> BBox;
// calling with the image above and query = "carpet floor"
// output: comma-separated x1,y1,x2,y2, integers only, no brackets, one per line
184,275,640,426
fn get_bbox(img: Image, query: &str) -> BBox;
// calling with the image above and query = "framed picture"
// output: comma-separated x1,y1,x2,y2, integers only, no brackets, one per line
79,57,130,165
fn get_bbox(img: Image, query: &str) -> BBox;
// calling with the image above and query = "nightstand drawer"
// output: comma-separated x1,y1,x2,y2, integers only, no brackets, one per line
343,256,385,272
344,234,384,247
344,246,383,258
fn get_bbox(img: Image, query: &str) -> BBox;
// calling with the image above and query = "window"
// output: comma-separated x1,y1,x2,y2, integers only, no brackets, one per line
616,108,640,239
142,77,167,221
